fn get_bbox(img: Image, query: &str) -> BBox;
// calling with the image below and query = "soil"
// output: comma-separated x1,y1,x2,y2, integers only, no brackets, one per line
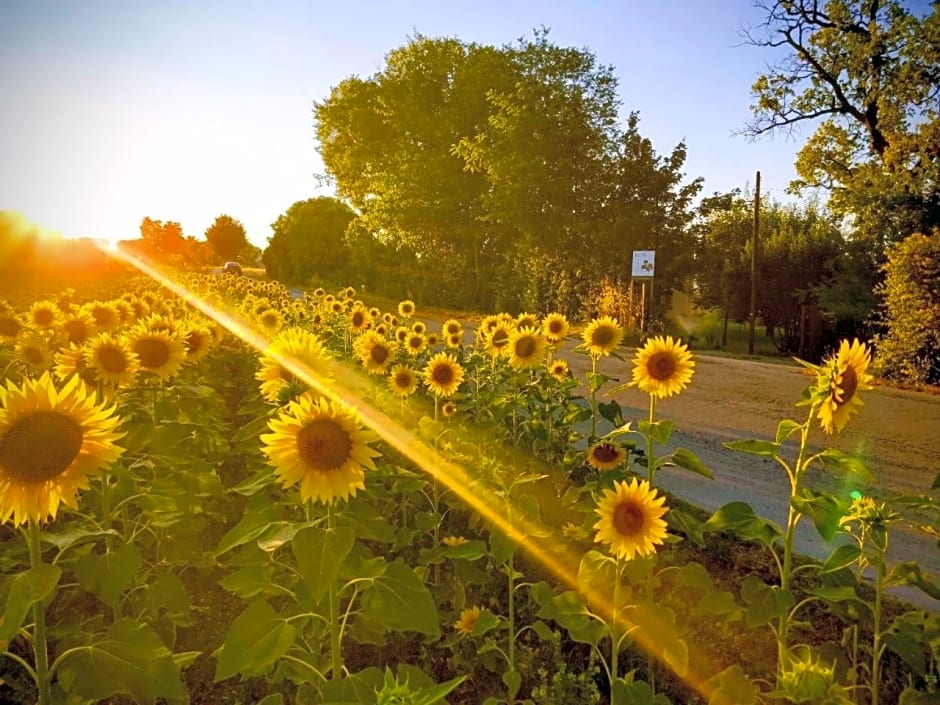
569,350,940,611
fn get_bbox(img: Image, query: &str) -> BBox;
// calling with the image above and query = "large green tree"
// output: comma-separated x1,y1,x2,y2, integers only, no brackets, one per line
205,214,249,263
263,197,356,285
139,217,186,259
745,0,940,253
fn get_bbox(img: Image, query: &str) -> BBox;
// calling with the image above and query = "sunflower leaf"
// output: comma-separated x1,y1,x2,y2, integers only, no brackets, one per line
665,447,714,479
57,618,184,701
723,439,781,458
704,502,783,547
292,525,356,602
813,448,873,482
775,419,803,443
359,560,440,636
74,544,142,607
214,600,297,681
638,419,673,446
0,564,61,645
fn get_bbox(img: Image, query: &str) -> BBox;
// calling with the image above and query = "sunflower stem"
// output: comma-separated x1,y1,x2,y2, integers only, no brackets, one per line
506,518,516,705
326,503,342,683
27,520,52,705
646,394,657,485
589,355,598,443
610,555,623,704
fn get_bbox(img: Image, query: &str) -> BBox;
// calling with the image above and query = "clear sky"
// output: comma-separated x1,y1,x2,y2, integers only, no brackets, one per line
0,0,805,247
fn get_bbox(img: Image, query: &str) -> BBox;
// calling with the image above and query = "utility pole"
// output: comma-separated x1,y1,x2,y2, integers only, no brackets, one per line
748,171,760,356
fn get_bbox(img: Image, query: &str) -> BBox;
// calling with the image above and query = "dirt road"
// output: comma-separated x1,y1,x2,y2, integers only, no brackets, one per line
568,350,940,610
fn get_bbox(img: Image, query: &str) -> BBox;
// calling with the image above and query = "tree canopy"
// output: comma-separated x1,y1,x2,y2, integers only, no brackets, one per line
314,30,701,314
205,214,250,263
745,0,940,252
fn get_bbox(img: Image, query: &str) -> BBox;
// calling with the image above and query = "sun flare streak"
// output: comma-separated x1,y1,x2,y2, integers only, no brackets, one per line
100,241,719,701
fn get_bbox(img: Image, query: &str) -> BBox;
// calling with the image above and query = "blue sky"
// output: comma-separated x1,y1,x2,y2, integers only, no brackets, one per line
0,0,805,247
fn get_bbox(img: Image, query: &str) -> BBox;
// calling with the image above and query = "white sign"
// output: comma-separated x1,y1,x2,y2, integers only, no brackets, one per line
632,250,655,278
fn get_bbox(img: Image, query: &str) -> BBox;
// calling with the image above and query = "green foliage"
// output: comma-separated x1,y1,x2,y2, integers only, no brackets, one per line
263,196,356,284
746,0,940,254
874,229,940,385
204,214,250,263
140,216,186,257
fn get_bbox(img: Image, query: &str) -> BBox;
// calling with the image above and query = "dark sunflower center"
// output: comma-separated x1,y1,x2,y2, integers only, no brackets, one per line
23,347,46,365
262,313,279,327
0,317,22,336
296,419,351,471
394,372,412,389
647,351,677,381
491,330,509,348
352,312,365,327
408,336,423,349
92,308,114,326
97,346,128,374
370,345,389,364
34,309,55,327
612,502,644,536
0,411,84,482
837,366,858,406
432,364,454,386
64,319,89,343
591,326,615,347
515,336,537,358
549,320,564,335
134,338,170,368
185,332,205,354
593,443,618,463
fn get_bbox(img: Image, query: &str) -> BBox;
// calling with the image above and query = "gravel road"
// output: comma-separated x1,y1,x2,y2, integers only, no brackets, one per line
566,350,940,610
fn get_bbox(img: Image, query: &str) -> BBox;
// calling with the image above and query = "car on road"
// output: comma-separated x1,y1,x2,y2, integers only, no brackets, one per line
222,261,243,275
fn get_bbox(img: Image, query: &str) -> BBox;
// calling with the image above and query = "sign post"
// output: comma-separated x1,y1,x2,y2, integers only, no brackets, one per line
631,251,655,331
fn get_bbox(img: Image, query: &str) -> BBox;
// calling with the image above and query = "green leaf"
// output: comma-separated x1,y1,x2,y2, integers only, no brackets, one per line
814,448,873,482
471,610,502,637
666,447,714,479
292,525,356,601
0,564,61,644
257,520,313,552
219,564,277,599
443,539,488,561
74,544,141,607
536,590,605,647
740,576,794,628
214,494,282,556
884,561,940,599
360,560,440,636
42,527,119,556
723,439,780,458
638,419,673,446
214,600,297,680
704,502,782,547
532,619,555,641
586,371,610,393
791,490,845,541
502,669,522,698
820,544,862,573
57,618,183,701
414,674,467,705
883,630,927,676
577,550,617,602
804,586,863,603
597,400,623,426
900,688,937,705
320,666,384,704
256,695,285,705
775,419,802,443
666,509,705,546
706,664,759,705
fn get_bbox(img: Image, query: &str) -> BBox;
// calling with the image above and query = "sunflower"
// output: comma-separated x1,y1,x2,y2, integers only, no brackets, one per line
84,334,138,388
256,327,333,404
0,373,125,526
405,332,427,356
398,300,416,318
86,301,121,331
818,339,874,435
507,327,547,370
442,535,469,547
587,442,626,471
128,328,187,381
582,316,624,358
443,319,462,337
484,321,514,358
542,312,570,344
593,478,668,561
446,332,462,349
368,307,381,319
395,326,410,344
0,312,24,340
454,606,482,636
548,359,569,381
16,335,54,372
53,343,91,384
261,394,380,505
257,308,284,335
59,310,96,345
424,352,464,398
411,321,427,336
441,400,457,419
329,300,345,315
630,335,695,399
182,324,214,363
27,301,60,330
516,312,540,331
354,331,398,375
388,364,419,398
349,307,370,333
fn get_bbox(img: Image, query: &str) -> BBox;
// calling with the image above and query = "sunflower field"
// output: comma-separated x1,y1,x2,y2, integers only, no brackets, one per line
0,268,937,705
